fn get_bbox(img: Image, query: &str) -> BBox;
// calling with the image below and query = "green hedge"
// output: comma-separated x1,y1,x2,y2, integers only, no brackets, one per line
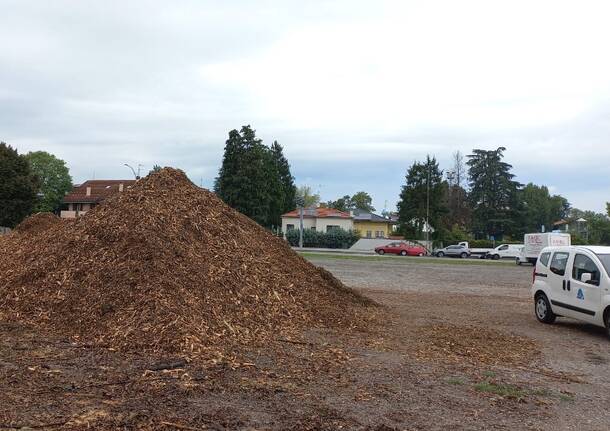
285,228,360,249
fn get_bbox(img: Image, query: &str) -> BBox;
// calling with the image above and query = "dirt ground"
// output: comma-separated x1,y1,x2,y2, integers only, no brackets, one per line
2,256,609,430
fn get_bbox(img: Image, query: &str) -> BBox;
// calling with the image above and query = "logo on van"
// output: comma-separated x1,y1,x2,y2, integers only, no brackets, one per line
577,288,584,300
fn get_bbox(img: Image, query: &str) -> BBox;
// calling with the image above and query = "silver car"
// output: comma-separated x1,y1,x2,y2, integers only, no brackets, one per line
434,244,471,258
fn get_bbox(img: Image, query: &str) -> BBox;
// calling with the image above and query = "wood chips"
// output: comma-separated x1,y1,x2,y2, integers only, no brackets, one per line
0,168,371,357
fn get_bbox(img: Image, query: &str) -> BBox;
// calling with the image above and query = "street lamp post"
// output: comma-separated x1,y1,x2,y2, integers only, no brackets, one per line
124,163,144,179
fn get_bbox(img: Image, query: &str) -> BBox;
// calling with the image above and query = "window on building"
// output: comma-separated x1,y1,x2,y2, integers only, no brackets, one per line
286,224,295,231
310,227,316,231
326,225,340,233
366,230,372,238
375,231,384,238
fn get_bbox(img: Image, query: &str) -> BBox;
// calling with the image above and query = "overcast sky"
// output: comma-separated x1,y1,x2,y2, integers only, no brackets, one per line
2,0,609,213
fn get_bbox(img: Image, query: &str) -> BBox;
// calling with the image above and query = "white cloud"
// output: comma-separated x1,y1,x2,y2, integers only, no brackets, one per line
1,0,610,212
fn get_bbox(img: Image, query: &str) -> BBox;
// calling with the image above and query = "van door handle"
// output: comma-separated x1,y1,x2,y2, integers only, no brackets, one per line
567,280,571,291
562,280,566,290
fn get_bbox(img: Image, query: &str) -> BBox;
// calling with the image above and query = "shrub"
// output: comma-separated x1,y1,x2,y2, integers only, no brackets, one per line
285,228,360,249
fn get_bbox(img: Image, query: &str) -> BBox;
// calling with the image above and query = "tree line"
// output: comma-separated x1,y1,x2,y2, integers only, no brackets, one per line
3,130,610,245
396,147,609,245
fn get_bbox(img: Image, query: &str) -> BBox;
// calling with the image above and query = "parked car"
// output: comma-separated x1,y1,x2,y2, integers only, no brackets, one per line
531,245,610,338
434,244,471,258
486,244,524,260
375,242,426,256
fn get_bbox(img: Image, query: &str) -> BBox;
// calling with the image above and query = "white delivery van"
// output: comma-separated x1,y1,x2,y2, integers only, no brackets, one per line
486,244,524,260
531,245,610,339
517,233,571,265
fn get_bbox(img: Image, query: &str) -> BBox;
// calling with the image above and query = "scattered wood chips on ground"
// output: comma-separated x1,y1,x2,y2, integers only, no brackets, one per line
414,324,539,366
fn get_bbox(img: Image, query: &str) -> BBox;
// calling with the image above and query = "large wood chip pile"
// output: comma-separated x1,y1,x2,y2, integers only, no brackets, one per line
0,168,370,357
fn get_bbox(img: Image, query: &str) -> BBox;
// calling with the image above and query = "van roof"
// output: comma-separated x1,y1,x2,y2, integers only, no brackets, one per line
541,245,610,254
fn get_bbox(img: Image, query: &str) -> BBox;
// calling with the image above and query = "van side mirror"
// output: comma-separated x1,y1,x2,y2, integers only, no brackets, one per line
580,273,598,285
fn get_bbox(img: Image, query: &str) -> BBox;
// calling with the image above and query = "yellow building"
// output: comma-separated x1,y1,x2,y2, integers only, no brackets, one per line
352,210,394,238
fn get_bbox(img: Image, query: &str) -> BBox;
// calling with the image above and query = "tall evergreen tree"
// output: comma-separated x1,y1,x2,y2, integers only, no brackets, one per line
269,141,296,221
0,142,39,227
397,155,446,239
467,147,522,239
214,127,295,229
25,151,72,213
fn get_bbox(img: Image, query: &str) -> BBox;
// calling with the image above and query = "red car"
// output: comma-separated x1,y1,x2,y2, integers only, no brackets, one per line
375,242,427,256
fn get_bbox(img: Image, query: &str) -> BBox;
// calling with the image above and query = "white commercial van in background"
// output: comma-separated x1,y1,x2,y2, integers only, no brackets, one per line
486,244,523,260
517,233,571,265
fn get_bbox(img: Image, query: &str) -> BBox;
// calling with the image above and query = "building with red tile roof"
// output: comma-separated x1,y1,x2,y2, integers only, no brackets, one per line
280,207,354,235
61,179,136,218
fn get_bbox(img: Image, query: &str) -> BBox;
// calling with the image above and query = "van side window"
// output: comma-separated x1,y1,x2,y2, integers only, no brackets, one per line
549,252,569,276
572,254,600,285
499,245,508,250
539,252,551,267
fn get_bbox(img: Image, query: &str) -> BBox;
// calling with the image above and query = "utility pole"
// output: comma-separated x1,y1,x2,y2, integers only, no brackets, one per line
295,196,305,248
426,163,430,254
299,206,304,248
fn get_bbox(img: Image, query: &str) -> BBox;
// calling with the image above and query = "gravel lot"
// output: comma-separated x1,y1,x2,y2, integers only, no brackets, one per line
305,254,610,430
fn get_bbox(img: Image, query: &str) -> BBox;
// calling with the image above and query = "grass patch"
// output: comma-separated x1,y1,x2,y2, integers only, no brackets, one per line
474,381,528,400
558,393,575,402
299,252,511,266
474,380,558,401
446,377,466,385
482,371,496,378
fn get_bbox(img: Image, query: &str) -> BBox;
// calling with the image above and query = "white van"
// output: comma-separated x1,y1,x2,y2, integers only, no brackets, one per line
531,246,610,338
518,233,571,265
486,244,523,260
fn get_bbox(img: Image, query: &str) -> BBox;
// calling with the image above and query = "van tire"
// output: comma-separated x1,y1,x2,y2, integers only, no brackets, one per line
460,252,468,259
605,310,610,340
535,293,556,324
436,252,444,257
516,258,522,266
492,254,500,260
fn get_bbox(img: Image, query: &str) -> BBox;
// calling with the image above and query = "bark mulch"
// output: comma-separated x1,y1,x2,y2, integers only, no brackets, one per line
0,168,373,361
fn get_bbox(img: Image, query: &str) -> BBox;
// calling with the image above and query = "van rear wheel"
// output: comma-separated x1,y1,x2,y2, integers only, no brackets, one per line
535,293,556,324
605,312,610,340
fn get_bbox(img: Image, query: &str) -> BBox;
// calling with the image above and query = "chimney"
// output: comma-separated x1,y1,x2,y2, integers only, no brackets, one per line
349,210,354,217
119,183,124,192
86,186,91,196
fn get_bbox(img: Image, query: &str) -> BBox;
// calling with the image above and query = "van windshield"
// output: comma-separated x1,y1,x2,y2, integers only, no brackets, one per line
596,254,610,276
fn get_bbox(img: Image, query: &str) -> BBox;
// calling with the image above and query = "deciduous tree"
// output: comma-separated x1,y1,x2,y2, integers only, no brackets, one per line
295,185,320,208
24,151,72,213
